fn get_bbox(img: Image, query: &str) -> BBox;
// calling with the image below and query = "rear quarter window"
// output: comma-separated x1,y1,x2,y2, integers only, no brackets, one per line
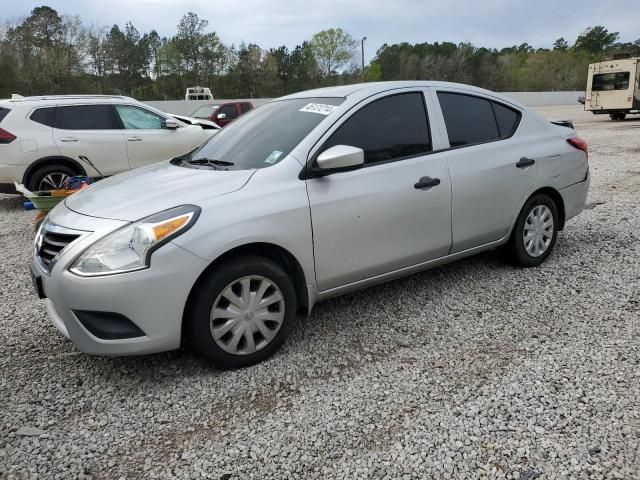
30,107,56,127
492,102,521,138
0,108,10,123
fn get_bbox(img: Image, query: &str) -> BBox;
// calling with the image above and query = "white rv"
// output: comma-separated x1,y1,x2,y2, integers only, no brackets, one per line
585,57,640,120
185,87,213,101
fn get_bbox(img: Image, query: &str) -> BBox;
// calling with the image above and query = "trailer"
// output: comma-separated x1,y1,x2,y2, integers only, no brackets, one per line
185,86,213,101
585,57,640,120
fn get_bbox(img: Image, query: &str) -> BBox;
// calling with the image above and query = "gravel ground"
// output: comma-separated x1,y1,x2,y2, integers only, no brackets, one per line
1,105,639,479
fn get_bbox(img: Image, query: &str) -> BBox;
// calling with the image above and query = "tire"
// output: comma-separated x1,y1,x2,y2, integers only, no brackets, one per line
609,113,626,121
27,164,77,191
186,255,298,368
506,194,559,267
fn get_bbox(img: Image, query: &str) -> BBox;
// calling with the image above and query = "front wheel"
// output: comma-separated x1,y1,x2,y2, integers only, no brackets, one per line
506,194,559,267
186,255,298,368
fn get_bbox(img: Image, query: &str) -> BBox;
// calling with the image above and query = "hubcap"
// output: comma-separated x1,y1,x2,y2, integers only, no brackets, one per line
523,204,554,257
210,275,285,355
39,172,70,191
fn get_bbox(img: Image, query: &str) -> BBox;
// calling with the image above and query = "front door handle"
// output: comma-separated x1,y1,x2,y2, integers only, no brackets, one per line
60,137,78,142
127,137,142,142
414,176,441,189
516,157,535,168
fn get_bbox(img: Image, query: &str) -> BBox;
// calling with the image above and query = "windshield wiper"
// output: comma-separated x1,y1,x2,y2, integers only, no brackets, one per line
190,158,234,166
187,158,235,170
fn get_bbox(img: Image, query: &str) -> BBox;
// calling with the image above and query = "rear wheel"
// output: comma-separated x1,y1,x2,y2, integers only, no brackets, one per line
506,194,559,267
187,255,297,368
609,112,627,121
27,164,77,191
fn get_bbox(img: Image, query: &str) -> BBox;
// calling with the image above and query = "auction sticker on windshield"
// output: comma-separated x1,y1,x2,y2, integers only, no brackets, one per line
299,103,338,115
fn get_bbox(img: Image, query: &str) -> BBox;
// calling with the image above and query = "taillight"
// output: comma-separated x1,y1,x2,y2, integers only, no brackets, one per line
0,127,16,144
567,137,588,159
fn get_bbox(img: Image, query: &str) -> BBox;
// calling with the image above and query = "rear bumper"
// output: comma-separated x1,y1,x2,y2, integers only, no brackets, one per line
0,163,28,190
560,172,590,222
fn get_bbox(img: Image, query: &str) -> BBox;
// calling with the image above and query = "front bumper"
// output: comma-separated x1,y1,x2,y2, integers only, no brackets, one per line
31,203,209,356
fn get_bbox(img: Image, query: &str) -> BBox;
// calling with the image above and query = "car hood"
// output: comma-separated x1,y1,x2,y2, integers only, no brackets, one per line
171,114,220,130
64,161,255,221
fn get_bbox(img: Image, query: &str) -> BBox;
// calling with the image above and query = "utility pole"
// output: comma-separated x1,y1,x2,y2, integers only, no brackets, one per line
361,36,367,83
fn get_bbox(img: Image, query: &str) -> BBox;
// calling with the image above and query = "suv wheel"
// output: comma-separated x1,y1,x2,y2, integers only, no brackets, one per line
507,194,559,267
187,255,297,368
28,164,76,191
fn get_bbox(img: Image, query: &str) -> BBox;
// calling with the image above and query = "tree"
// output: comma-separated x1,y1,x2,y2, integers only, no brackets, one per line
574,26,619,54
553,37,569,51
309,28,356,77
175,12,208,82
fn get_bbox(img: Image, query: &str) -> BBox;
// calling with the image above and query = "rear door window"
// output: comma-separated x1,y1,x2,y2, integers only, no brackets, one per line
240,103,252,113
55,105,119,130
592,72,630,91
437,92,500,147
322,92,432,165
30,107,56,127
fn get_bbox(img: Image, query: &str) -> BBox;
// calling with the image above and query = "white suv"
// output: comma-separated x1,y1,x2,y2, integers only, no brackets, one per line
0,95,219,191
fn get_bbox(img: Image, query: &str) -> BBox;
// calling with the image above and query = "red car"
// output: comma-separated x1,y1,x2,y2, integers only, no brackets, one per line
191,101,254,127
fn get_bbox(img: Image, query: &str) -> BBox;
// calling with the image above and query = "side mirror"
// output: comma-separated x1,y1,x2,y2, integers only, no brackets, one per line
164,119,179,130
217,113,227,120
316,145,364,171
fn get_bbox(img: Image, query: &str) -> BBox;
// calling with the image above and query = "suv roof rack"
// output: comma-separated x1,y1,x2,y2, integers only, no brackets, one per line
11,94,134,102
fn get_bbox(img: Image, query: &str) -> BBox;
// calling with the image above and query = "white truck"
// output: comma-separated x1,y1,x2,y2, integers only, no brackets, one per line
585,56,640,120
185,87,213,101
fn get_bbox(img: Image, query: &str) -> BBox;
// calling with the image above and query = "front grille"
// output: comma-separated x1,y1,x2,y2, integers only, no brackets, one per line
38,230,80,270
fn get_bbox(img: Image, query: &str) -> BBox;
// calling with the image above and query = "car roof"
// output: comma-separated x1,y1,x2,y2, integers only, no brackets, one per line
280,81,526,109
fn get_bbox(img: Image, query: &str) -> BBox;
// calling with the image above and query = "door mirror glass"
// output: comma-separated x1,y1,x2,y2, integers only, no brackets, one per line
316,145,364,171
164,118,179,130
217,113,227,120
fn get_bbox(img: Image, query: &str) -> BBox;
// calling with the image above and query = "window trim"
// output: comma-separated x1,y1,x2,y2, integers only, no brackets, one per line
303,91,434,179
435,90,523,151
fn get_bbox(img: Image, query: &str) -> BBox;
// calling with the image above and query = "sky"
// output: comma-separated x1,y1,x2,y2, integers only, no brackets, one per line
2,0,638,62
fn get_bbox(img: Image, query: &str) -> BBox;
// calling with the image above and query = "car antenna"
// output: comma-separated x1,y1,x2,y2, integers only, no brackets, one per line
78,155,105,180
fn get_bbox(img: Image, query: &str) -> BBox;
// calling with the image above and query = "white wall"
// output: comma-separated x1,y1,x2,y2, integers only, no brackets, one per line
145,91,583,116
145,99,271,116
501,91,583,106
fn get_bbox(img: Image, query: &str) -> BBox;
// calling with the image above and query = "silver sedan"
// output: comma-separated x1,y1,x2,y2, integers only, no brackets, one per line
31,81,590,368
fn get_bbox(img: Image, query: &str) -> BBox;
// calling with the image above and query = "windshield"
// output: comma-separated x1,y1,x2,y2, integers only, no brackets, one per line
183,97,344,170
192,105,218,118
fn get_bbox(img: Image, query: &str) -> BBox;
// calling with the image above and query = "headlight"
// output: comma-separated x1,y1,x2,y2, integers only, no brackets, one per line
69,205,200,276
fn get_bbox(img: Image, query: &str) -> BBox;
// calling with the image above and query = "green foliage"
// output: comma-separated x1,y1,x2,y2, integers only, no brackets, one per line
309,28,357,77
574,26,619,54
0,6,636,99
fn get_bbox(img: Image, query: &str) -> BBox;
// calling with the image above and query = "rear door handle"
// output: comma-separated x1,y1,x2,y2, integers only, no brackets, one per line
60,137,78,142
516,157,535,168
127,137,142,142
414,176,441,189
